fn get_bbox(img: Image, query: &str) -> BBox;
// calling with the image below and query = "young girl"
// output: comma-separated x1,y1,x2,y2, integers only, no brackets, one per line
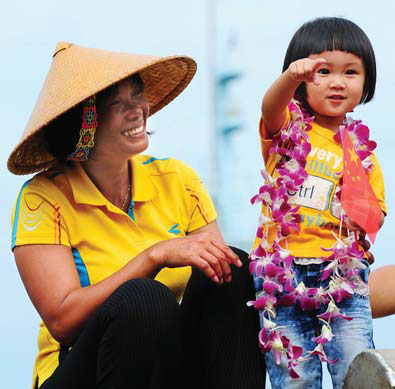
250,17,386,388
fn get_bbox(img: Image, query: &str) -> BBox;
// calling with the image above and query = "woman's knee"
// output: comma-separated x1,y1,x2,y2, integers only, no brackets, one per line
229,246,249,265
98,278,179,326
227,246,254,287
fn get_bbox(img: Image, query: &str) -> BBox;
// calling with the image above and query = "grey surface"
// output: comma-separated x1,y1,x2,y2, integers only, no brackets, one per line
343,349,395,389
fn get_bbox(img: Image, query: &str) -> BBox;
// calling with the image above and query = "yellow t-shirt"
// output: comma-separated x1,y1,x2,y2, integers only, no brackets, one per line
11,154,217,388
255,109,386,257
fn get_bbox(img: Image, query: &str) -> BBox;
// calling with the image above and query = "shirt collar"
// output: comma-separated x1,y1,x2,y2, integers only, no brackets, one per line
131,156,157,202
66,156,157,207
66,162,108,206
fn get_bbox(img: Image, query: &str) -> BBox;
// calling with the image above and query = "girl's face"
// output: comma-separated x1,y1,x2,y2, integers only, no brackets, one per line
305,50,365,131
90,77,149,161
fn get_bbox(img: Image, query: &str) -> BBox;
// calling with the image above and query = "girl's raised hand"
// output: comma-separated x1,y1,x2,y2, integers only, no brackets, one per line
288,57,326,85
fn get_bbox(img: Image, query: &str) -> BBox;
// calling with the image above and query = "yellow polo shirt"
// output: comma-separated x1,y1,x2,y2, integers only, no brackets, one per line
11,154,217,388
254,109,386,257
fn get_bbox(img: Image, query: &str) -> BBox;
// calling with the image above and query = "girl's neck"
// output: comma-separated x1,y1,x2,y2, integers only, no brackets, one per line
313,113,346,133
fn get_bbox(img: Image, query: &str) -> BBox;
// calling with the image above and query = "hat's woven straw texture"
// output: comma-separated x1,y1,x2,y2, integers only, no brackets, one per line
8,42,197,175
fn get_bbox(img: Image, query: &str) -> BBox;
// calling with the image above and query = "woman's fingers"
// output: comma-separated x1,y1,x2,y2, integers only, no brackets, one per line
200,240,242,283
187,241,239,284
212,240,242,267
191,256,220,283
204,244,232,282
159,234,241,284
199,251,226,283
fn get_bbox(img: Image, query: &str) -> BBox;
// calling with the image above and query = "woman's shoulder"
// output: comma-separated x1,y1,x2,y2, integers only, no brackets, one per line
16,165,68,199
134,154,197,176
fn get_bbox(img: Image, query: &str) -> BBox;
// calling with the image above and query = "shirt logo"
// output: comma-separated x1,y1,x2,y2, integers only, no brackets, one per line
168,224,181,235
21,198,44,231
287,175,334,211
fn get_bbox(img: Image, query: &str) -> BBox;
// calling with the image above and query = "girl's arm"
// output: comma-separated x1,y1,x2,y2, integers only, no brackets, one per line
262,57,325,137
14,221,239,346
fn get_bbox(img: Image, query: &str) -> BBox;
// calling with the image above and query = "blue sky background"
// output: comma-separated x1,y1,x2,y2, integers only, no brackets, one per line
1,1,394,388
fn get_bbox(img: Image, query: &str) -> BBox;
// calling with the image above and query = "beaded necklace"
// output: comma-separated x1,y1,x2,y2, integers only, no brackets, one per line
121,183,131,211
249,99,377,377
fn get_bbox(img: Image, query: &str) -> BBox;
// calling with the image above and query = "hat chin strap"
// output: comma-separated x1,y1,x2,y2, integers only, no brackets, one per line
67,96,98,162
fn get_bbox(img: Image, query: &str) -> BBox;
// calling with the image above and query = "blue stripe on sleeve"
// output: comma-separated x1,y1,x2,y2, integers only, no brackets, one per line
71,248,91,287
11,179,33,250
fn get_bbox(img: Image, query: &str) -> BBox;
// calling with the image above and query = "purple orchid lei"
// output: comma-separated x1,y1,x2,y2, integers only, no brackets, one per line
249,99,377,378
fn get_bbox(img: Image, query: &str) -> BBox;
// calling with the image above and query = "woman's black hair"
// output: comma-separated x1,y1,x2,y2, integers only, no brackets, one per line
44,73,144,165
283,17,376,106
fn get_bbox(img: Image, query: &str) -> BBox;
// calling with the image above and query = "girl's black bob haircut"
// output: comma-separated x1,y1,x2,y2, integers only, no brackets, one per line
283,17,376,106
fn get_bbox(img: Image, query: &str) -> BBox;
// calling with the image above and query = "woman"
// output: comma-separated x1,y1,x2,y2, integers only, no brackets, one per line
9,42,266,388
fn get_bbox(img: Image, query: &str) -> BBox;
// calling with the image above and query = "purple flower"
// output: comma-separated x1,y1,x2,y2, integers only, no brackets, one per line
328,278,354,303
277,160,308,182
299,287,328,310
282,336,303,378
309,343,338,364
312,325,334,345
260,331,287,365
263,277,283,295
258,329,273,353
271,202,301,238
265,262,282,277
247,294,277,312
262,316,277,330
271,242,293,267
278,292,298,307
317,301,353,322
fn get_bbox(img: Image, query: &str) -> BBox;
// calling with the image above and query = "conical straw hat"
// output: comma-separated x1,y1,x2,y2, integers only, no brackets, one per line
8,42,197,175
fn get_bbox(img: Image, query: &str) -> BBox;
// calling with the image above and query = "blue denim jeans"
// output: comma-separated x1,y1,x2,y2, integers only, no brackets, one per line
259,261,373,389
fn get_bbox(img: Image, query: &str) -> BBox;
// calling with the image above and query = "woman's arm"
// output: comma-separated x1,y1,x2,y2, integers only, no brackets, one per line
262,57,325,137
14,221,239,345
369,265,395,318
14,243,161,345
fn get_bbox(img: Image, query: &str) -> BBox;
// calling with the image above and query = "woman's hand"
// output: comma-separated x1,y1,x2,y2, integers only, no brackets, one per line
148,222,241,284
287,57,326,85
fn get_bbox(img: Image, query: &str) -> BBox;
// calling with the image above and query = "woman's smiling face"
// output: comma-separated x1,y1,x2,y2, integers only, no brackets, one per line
90,75,150,161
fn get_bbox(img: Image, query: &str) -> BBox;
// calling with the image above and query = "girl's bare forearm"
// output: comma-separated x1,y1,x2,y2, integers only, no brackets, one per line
262,69,300,136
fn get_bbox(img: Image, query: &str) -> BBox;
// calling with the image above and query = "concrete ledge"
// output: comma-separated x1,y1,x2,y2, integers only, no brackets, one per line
343,349,395,388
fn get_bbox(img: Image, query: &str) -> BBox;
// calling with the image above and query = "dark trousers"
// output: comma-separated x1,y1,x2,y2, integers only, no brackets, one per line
40,247,266,389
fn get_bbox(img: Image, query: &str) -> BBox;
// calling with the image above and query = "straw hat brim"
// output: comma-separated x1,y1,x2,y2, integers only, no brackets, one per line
8,42,197,175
